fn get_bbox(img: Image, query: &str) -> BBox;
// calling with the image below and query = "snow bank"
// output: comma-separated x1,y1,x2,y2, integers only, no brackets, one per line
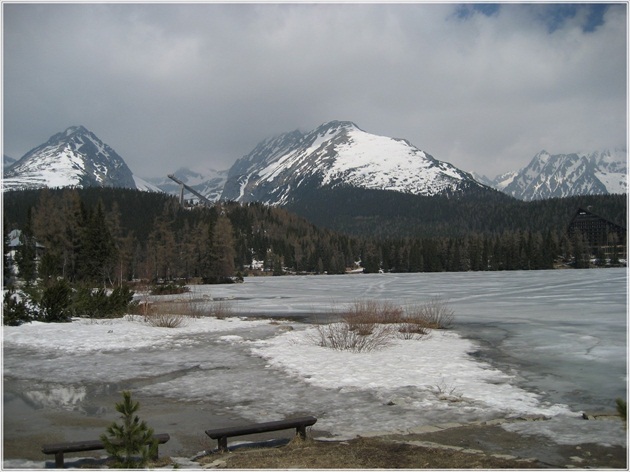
250,326,571,418
2,315,271,353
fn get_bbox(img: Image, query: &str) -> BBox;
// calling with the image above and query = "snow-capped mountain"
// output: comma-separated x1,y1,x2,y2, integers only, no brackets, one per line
149,166,228,203
221,120,488,205
2,126,160,192
472,170,518,190
498,149,627,201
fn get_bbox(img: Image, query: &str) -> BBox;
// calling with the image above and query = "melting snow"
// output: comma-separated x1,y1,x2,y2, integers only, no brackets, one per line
3,269,626,469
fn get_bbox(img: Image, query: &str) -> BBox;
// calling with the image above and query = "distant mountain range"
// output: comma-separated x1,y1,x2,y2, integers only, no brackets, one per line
474,149,627,201
3,123,626,205
147,166,227,203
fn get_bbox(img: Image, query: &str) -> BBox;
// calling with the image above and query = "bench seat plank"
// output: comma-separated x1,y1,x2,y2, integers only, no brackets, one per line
42,433,169,468
205,416,316,451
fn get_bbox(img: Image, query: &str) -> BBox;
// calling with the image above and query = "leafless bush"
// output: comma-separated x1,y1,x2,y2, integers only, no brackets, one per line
343,300,404,335
396,322,430,340
207,300,233,319
143,312,188,328
404,298,454,329
430,381,464,402
310,298,453,352
141,295,203,328
311,322,394,353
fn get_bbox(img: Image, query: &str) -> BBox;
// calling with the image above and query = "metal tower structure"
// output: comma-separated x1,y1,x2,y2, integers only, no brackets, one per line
167,174,214,208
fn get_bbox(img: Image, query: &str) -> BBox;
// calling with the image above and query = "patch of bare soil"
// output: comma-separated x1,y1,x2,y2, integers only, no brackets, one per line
199,422,627,469
200,436,544,469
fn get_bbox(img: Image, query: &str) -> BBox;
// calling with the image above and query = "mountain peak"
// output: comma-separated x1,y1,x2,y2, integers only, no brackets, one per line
221,121,487,205
317,120,359,130
2,127,145,192
500,149,627,200
64,125,89,136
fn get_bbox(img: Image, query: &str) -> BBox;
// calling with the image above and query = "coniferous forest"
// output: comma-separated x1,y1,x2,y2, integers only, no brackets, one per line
3,188,627,289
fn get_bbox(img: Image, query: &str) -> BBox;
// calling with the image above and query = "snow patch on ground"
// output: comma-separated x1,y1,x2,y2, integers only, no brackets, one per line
250,326,571,418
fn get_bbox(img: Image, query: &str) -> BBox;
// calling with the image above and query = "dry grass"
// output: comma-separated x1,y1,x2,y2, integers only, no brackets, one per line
143,311,188,328
343,300,403,334
312,298,454,352
312,322,394,353
139,296,196,328
206,300,233,319
203,436,542,469
405,297,455,329
135,291,234,328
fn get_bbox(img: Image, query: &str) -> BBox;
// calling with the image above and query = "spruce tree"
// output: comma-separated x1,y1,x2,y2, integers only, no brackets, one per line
210,214,236,279
14,229,37,286
39,278,72,323
100,391,158,468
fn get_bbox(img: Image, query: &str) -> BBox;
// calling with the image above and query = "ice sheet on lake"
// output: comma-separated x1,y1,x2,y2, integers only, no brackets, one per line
3,269,627,454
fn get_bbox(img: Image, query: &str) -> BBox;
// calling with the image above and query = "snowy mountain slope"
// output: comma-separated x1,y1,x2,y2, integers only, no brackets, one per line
149,166,228,203
132,175,162,193
2,126,153,192
221,121,488,205
475,170,519,191
500,149,627,201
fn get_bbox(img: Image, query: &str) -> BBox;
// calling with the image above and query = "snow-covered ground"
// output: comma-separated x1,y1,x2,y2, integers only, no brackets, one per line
3,269,627,468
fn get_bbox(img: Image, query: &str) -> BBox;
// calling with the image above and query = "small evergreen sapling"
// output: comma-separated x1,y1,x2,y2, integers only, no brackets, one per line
100,391,158,468
616,398,627,425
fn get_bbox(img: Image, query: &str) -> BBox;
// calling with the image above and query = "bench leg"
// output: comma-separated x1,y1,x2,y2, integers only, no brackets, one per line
296,425,307,439
54,452,64,468
217,437,228,452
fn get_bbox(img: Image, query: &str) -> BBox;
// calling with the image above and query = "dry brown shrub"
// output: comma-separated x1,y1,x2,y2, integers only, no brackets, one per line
310,298,454,352
311,321,394,353
343,300,404,335
142,295,203,328
404,298,454,330
396,322,429,340
143,312,188,328
207,300,233,319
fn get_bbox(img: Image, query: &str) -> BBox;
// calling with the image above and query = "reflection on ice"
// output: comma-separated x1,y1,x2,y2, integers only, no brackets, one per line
22,384,86,410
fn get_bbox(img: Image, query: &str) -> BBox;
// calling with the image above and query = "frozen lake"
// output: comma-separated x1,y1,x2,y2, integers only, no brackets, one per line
3,268,627,465
192,268,627,412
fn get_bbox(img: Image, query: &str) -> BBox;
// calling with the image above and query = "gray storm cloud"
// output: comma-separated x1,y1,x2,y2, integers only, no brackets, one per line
3,3,626,178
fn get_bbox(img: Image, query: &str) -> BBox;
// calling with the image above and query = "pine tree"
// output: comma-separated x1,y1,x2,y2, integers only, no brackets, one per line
14,229,37,286
3,219,13,288
31,189,64,279
100,391,158,468
79,201,117,283
210,214,236,279
39,278,72,322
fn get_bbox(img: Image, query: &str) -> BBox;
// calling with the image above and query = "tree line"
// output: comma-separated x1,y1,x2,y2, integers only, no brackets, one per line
285,184,627,239
3,187,626,289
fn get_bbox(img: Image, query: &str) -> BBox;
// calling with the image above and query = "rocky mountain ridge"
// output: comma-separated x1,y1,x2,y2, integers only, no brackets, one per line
220,120,488,204
473,149,626,200
2,126,159,192
4,124,626,203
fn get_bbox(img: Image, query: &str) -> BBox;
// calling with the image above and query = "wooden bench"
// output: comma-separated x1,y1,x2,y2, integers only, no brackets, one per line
205,416,317,452
42,433,170,468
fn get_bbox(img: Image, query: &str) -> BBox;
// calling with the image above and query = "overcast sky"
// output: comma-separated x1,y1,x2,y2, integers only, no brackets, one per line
2,2,627,179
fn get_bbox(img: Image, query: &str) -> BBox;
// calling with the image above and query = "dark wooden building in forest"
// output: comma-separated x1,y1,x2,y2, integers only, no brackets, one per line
567,208,626,261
